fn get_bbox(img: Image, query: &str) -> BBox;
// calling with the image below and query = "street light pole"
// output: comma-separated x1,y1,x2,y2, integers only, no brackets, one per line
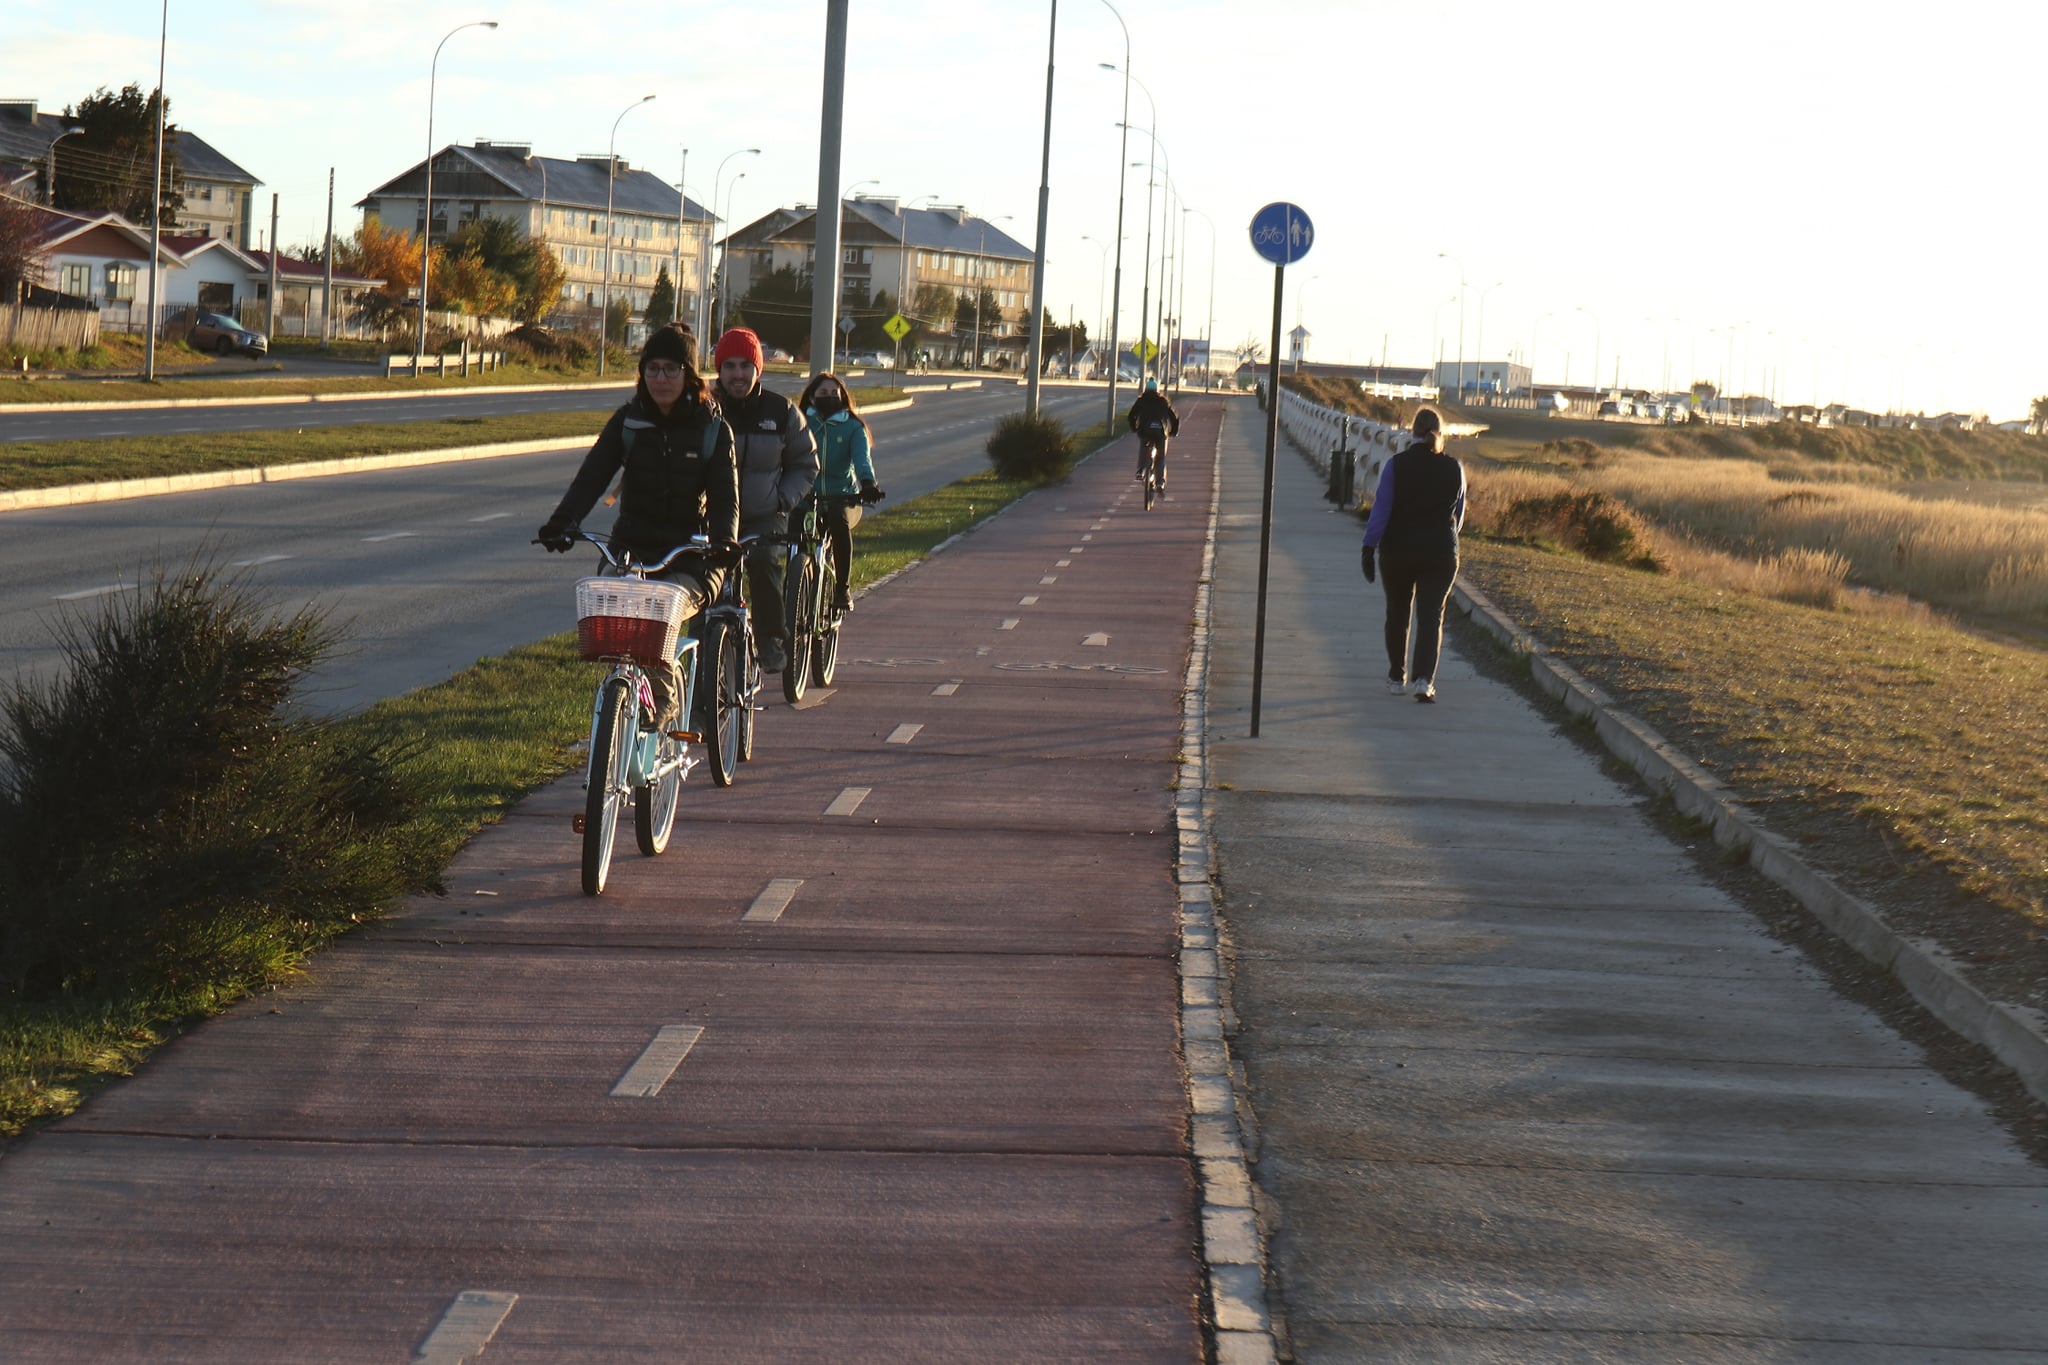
1576,304,1603,401
1185,206,1215,389
1473,279,1503,404
45,125,85,206
417,19,498,372
704,147,759,338
1095,8,1131,430
598,93,656,379
1436,251,1466,403
1081,234,1110,374
716,173,747,336
1025,0,1058,415
1530,310,1554,396
143,0,168,380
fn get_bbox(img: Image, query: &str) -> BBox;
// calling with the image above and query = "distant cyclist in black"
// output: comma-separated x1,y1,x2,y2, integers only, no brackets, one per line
1126,377,1180,487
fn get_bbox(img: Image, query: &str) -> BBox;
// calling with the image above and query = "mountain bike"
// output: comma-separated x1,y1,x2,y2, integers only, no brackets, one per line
548,531,747,896
1137,422,1167,510
780,492,866,703
698,534,763,787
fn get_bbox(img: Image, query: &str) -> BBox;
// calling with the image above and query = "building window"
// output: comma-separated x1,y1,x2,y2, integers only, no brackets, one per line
59,263,90,297
916,251,926,267
196,184,213,201
106,263,137,302
843,247,859,265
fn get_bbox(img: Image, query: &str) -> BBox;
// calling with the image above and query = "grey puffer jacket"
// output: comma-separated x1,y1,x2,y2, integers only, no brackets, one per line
719,383,820,533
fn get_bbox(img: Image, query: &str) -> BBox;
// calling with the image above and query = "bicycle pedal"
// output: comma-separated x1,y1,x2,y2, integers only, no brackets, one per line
571,814,586,833
666,729,702,742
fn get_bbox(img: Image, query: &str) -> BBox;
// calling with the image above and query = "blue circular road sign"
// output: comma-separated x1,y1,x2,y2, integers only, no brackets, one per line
1249,202,1314,266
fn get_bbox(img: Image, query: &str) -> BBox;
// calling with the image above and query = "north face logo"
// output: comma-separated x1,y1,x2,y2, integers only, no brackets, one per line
757,419,778,430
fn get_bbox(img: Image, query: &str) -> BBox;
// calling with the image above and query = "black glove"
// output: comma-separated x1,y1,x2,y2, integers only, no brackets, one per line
1360,544,1376,583
858,481,885,505
538,518,578,553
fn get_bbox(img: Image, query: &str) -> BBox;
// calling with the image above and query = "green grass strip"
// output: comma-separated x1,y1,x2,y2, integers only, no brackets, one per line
0,442,1108,1139
0,360,626,406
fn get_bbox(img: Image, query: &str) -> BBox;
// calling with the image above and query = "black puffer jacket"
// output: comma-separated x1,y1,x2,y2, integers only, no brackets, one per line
549,393,739,560
1127,390,1180,435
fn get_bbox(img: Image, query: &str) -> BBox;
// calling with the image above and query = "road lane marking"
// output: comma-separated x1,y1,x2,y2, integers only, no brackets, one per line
414,1290,518,1365
466,512,515,522
230,554,293,567
999,618,1020,630
974,645,991,656
932,681,960,696
886,723,922,744
1069,546,1084,553
363,531,416,542
1056,559,1071,567
743,878,805,923
825,786,871,816
1081,534,1094,541
53,583,135,601
1083,633,1111,646
1019,595,1039,605
1039,576,1057,584
610,1024,705,1097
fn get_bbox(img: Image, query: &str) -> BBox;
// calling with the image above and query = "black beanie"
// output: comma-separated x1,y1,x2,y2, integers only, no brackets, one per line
640,324,697,371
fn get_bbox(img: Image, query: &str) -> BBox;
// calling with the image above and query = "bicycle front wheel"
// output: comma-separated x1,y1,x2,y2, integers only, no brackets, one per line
634,724,679,856
813,555,842,688
783,554,817,704
583,677,633,895
705,619,743,787
738,621,758,762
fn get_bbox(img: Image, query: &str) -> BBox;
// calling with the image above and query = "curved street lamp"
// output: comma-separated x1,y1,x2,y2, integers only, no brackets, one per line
1473,279,1504,404
702,147,760,337
1094,7,1131,426
417,19,498,370
1435,251,1466,401
596,93,656,378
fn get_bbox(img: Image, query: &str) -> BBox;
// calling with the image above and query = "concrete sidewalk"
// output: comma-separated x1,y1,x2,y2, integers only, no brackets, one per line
1203,399,2048,1362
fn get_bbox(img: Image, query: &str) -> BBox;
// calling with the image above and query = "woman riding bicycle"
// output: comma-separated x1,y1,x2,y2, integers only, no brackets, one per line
538,325,739,726
797,371,884,615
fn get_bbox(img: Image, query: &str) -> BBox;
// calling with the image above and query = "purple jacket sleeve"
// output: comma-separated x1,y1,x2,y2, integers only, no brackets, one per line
1361,460,1397,549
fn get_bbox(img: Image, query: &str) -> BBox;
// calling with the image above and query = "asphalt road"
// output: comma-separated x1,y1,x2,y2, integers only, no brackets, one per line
0,384,1109,714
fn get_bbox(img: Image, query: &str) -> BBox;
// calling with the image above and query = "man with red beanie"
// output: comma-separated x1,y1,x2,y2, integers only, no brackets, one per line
713,327,819,674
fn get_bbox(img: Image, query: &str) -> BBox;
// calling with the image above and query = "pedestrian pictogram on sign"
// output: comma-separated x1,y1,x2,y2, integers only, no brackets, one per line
882,313,911,342
1135,337,1159,362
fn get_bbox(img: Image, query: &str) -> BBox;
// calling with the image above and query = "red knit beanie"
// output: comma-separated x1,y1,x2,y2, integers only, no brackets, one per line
713,327,765,371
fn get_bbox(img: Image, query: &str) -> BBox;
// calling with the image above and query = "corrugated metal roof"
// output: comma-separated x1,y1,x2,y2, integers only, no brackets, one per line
359,143,710,220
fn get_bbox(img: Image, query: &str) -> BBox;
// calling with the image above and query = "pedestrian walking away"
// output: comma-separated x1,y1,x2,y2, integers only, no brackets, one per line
712,326,820,675
799,371,885,615
1360,406,1465,703
537,324,740,726
1126,377,1180,488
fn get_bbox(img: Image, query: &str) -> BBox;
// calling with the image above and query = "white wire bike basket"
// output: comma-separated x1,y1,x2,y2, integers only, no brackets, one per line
575,575,689,666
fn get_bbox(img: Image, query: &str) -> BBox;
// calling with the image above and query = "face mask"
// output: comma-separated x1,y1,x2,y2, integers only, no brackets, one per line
813,393,843,414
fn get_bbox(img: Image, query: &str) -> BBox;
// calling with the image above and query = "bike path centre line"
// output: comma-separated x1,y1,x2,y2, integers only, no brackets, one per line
1084,634,1111,647
999,619,1020,631
1020,595,1039,605
1040,576,1058,585
742,878,805,923
413,1290,518,1365
886,724,922,745
610,1024,706,1098
824,787,872,817
931,681,960,696
1057,560,1072,567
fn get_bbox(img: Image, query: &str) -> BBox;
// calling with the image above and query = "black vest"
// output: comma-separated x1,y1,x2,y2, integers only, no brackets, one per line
1377,447,1464,559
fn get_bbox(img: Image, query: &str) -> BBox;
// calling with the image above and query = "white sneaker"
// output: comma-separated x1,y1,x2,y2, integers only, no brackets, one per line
1412,679,1437,703
1385,678,1407,696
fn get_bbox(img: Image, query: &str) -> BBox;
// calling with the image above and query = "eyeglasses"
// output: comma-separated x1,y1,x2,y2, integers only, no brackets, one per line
644,362,685,379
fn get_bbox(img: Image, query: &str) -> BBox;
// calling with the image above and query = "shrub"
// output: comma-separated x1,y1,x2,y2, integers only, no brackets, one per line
985,409,1076,483
1479,487,1662,571
0,564,426,1000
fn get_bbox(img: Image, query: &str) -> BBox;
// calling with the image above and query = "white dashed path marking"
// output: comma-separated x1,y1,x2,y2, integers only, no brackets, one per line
610,1025,705,1098
824,787,872,816
743,878,805,923
413,1291,518,1365
932,681,960,696
886,723,923,744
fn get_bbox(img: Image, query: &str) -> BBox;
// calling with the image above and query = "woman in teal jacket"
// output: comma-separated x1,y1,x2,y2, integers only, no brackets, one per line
798,371,885,613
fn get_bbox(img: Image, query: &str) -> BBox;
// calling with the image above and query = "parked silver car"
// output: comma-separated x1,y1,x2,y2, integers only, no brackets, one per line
187,311,268,358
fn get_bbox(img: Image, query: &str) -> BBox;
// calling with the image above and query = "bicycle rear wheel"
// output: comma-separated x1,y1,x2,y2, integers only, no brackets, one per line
738,620,758,762
704,619,742,787
813,555,842,687
634,723,679,856
783,554,817,704
583,677,633,895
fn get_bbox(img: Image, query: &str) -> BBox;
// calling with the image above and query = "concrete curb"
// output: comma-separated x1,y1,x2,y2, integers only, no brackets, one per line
0,396,921,515
1452,579,2048,1107
0,378,630,415
1182,414,1281,1365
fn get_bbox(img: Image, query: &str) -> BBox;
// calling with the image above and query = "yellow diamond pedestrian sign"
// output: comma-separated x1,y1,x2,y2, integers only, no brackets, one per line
1136,337,1159,362
883,313,912,342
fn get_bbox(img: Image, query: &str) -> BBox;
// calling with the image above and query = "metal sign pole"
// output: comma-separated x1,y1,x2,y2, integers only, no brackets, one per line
1250,261,1284,738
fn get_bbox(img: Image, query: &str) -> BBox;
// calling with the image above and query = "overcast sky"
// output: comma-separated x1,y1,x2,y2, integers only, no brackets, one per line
11,0,2044,417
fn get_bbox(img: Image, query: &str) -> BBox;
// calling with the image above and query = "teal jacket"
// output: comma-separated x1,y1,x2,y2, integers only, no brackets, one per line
804,407,877,495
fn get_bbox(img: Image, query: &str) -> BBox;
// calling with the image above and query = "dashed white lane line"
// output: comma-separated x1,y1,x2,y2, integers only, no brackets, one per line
413,1290,518,1365
1039,576,1057,584
466,512,515,522
932,681,960,696
1069,546,1084,553
229,554,292,567
1019,595,1039,605
610,1024,705,1098
886,723,922,744
974,645,991,656
1083,632,1111,646
999,618,1020,630
1056,559,1072,567
825,786,872,817
1081,534,1094,541
363,531,416,542
53,582,135,601
743,878,805,923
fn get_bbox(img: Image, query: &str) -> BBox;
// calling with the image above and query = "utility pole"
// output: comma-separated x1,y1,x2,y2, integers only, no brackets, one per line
1024,0,1057,414
265,193,279,342
809,2,849,375
322,168,334,347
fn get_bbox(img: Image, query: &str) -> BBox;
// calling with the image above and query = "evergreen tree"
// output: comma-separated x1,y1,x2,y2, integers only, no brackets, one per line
55,84,183,225
644,264,676,330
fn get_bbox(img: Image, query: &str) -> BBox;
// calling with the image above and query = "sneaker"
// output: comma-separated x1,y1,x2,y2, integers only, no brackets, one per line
1412,679,1437,703
758,638,788,673
1385,678,1407,696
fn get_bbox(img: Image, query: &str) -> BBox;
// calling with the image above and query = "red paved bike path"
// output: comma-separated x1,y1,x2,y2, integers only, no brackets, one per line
0,404,1224,1361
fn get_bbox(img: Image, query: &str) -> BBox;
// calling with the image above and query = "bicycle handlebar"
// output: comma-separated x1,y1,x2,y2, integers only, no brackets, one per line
533,529,754,574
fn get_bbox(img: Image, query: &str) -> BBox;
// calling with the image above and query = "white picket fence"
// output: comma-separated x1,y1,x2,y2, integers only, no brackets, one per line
1276,387,1406,507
